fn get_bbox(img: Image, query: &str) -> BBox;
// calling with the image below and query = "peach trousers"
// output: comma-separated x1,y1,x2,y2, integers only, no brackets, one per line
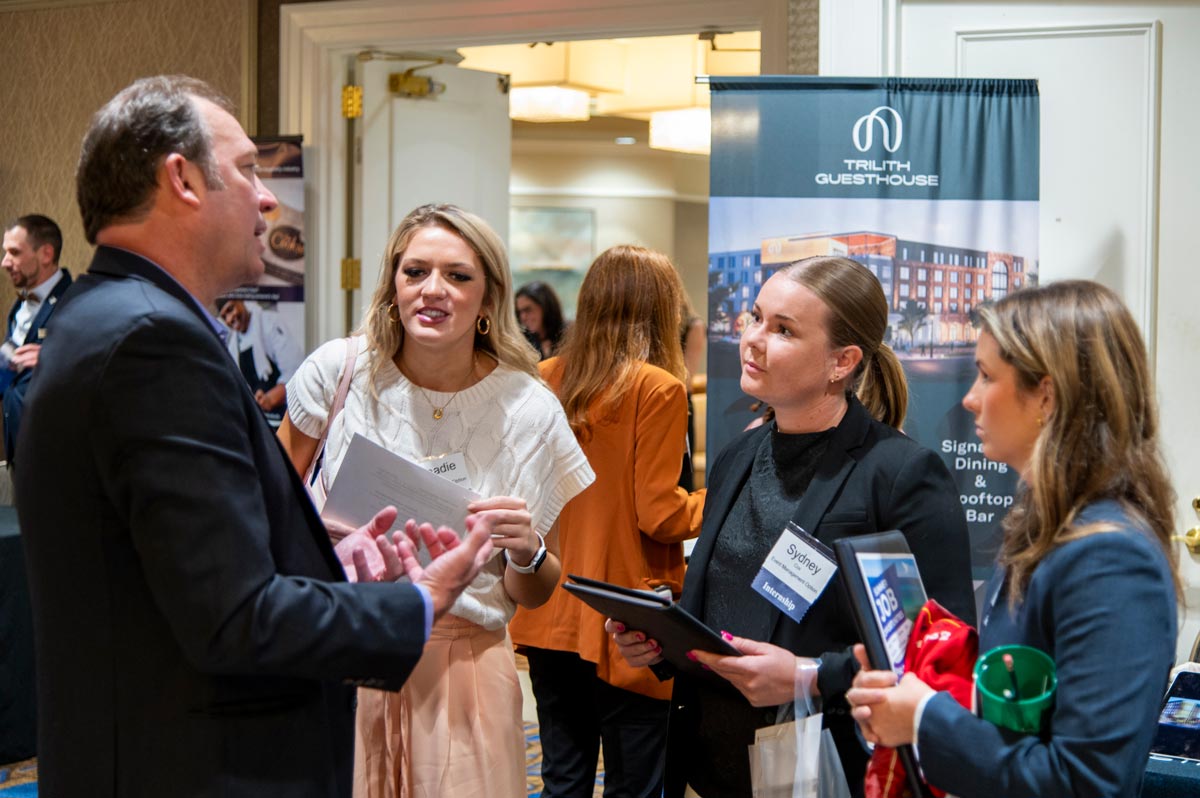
352,614,525,798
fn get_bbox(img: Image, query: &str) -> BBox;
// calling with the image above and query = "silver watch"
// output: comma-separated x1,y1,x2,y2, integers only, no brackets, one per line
504,531,547,574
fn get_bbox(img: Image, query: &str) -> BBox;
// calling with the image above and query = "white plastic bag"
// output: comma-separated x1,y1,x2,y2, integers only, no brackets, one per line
748,660,852,798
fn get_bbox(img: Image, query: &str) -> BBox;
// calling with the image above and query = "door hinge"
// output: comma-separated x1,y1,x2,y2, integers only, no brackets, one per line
340,258,362,290
341,85,363,119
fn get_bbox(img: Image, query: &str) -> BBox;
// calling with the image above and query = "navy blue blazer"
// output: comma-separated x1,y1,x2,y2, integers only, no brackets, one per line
16,246,429,798
918,500,1176,798
666,397,975,797
2,267,72,462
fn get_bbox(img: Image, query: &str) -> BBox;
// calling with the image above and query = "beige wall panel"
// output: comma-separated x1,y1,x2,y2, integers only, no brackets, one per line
0,0,245,314
787,0,819,74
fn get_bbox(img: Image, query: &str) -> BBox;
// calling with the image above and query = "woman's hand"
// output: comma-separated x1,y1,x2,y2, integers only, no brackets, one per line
692,633,815,707
605,618,663,667
471,497,560,608
467,496,538,564
845,644,933,747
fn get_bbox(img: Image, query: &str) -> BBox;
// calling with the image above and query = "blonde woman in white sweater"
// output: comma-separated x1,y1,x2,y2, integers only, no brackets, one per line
279,204,594,798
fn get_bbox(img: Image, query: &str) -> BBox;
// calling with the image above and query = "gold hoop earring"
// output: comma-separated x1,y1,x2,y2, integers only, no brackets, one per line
476,316,491,336
1036,415,1045,428
386,303,400,324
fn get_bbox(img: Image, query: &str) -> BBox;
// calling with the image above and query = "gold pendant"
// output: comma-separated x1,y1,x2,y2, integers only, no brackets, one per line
433,407,444,420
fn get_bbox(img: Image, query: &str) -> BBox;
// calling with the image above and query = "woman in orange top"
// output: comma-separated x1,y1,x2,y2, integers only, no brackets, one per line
509,245,705,798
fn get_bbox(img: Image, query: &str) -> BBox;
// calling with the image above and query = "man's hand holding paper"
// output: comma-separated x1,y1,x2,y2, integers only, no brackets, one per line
320,433,495,619
322,434,482,554
338,507,495,623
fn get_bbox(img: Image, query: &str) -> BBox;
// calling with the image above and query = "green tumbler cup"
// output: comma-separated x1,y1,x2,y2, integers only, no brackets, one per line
974,644,1057,734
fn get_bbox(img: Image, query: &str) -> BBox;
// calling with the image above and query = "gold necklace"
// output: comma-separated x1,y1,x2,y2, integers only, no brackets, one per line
410,355,477,420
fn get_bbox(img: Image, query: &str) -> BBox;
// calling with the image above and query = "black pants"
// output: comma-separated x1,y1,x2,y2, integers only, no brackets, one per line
525,647,669,798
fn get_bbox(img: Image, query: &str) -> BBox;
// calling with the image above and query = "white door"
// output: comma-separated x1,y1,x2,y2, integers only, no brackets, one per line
822,0,1200,663
353,56,511,323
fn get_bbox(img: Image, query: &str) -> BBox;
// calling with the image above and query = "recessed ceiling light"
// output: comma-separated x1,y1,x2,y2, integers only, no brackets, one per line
614,136,637,145
509,86,590,122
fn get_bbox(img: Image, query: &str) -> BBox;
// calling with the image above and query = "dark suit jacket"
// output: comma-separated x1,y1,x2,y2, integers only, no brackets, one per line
2,267,72,462
667,397,974,797
918,500,1176,798
16,247,428,798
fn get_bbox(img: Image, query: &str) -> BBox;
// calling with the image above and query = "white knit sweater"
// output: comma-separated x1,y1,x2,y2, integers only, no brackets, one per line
287,335,594,630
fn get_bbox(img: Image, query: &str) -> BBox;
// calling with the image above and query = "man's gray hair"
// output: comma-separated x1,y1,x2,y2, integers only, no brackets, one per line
76,75,234,244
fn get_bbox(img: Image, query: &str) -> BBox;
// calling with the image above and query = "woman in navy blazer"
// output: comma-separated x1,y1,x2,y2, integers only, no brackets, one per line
610,256,974,797
848,280,1181,798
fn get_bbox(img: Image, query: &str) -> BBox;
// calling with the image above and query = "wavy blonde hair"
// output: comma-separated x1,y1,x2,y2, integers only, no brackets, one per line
556,245,686,440
358,204,538,393
979,280,1180,602
779,256,908,428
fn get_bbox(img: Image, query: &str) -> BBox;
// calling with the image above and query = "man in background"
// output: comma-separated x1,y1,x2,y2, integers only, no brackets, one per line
1,215,72,463
16,74,493,798
219,297,303,425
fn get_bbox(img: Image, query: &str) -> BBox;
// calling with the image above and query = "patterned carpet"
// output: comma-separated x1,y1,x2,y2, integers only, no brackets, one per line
0,759,35,795
1,726,601,797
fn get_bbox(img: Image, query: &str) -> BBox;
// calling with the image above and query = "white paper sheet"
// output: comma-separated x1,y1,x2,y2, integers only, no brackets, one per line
321,433,480,541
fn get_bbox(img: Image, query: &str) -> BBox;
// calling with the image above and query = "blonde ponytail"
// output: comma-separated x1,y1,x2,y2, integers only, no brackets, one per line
857,342,907,429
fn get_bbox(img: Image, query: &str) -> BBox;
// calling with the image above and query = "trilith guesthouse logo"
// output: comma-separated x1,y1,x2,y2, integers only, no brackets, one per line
815,104,938,187
853,106,903,153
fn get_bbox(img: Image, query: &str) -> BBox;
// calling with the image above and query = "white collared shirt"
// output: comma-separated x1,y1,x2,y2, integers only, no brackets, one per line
11,269,64,344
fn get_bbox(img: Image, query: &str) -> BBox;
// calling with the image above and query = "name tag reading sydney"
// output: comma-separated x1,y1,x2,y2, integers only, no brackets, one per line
752,522,837,624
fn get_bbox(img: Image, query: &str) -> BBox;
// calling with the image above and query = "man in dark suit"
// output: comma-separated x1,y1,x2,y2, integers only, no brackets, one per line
1,214,72,464
15,75,493,798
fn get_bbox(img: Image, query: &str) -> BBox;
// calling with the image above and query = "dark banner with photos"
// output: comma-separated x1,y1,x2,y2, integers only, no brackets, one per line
706,77,1039,581
217,136,307,428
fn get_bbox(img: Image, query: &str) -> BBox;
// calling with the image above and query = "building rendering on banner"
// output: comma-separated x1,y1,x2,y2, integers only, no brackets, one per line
709,231,1037,349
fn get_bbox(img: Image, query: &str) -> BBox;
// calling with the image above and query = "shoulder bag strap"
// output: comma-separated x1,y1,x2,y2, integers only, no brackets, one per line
304,336,359,486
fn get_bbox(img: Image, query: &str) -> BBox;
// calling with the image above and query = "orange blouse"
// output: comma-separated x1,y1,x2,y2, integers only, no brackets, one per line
509,358,705,700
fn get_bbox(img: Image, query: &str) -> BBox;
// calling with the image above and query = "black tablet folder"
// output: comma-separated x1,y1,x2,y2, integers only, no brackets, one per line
834,530,935,798
561,574,739,679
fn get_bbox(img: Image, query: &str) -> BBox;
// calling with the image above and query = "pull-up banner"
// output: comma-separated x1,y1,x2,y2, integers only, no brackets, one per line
217,136,307,429
706,77,1039,581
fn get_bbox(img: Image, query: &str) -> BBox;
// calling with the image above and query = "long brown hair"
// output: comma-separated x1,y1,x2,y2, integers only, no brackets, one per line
779,256,908,428
359,204,537,393
979,280,1180,602
556,245,686,439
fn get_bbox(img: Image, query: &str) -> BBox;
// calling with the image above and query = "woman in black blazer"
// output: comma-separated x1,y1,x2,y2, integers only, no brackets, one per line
609,256,974,797
847,281,1180,798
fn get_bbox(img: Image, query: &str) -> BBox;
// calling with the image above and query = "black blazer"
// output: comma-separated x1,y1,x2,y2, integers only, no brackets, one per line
667,397,974,797
16,247,428,798
2,267,72,462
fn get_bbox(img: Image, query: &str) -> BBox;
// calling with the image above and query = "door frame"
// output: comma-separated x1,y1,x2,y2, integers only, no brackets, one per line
280,0,788,344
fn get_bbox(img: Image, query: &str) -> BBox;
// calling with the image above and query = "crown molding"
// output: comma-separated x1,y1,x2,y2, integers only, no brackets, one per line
0,0,122,11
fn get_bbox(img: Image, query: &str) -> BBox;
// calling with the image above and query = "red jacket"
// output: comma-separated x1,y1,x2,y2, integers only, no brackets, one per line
865,600,978,798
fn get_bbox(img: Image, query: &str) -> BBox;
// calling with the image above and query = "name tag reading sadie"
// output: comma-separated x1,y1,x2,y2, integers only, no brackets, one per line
421,452,471,488
751,522,837,624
